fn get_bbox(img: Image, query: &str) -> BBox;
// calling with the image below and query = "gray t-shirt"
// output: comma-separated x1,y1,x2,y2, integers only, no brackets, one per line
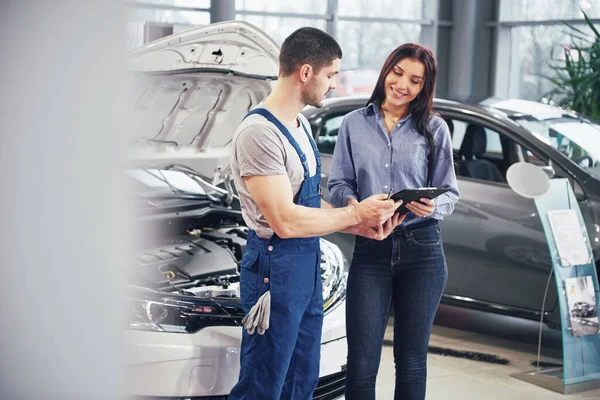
231,105,317,239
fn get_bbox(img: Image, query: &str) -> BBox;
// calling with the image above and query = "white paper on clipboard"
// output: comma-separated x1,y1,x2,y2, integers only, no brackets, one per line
547,209,591,267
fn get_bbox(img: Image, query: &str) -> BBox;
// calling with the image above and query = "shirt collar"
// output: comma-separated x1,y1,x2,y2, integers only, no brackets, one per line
366,102,378,115
367,102,412,123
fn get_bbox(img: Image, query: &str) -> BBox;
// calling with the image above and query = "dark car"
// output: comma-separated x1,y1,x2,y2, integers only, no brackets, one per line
570,301,596,319
302,95,600,328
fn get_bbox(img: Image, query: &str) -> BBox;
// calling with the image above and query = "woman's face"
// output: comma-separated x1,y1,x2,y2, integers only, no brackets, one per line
383,57,425,110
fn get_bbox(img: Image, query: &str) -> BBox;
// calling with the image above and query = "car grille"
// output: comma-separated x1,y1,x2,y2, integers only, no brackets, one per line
313,366,347,400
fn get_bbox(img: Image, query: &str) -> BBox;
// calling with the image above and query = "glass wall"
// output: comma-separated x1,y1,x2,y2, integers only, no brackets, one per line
337,0,422,19
135,0,209,6
505,0,600,20
235,0,327,14
497,0,599,101
234,15,326,45
334,0,423,95
126,0,429,97
126,0,210,49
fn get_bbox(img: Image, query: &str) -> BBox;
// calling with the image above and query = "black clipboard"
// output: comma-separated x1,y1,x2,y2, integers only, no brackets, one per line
390,187,449,214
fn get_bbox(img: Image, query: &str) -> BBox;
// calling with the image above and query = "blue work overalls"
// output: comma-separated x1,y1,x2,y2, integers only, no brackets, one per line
228,108,324,400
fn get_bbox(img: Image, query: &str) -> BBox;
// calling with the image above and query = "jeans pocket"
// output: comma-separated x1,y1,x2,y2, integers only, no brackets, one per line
409,226,441,247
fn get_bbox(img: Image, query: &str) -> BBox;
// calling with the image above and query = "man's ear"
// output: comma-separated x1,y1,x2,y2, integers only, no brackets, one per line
298,64,313,83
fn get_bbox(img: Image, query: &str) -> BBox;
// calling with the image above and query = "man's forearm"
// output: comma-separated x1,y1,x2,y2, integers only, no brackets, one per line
321,199,361,235
275,202,359,238
321,199,333,209
245,175,394,239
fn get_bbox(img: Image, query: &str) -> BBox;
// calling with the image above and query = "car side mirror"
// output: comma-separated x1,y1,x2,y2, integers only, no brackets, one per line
540,165,556,179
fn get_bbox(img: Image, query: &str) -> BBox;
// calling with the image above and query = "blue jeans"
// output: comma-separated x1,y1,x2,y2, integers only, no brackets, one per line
344,219,448,400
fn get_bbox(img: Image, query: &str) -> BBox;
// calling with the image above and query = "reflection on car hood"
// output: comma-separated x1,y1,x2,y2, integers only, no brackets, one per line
128,21,279,179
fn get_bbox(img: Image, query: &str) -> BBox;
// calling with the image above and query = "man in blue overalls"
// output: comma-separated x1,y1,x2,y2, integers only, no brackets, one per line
229,27,403,399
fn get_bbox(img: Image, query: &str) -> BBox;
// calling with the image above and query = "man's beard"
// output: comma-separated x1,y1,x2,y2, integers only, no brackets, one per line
301,82,327,108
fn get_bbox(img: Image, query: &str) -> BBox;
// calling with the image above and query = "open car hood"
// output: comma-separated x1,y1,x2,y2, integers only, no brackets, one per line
128,21,279,180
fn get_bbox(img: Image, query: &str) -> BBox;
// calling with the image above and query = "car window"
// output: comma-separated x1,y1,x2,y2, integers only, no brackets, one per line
485,128,502,155
450,120,467,151
317,114,346,155
446,116,568,184
442,117,510,183
323,115,344,137
513,116,600,180
521,146,548,167
446,119,503,158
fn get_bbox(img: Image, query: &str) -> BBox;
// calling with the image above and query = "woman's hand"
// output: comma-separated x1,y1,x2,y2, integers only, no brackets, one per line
351,212,405,240
405,198,435,217
380,212,405,238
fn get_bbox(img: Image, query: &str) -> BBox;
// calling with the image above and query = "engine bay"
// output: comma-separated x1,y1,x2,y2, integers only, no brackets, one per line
132,209,249,300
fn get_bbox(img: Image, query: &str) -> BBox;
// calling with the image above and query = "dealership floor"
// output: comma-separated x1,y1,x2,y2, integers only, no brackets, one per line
373,304,600,399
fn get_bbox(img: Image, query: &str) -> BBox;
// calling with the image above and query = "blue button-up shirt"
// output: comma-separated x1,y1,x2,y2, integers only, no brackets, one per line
328,103,459,226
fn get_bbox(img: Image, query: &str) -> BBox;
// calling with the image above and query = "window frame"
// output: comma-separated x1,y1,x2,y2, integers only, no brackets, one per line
437,110,556,186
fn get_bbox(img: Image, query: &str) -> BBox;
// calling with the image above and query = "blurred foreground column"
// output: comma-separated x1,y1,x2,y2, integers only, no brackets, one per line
0,1,129,399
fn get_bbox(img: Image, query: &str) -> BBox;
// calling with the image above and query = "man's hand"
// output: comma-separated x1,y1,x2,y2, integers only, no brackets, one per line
406,198,435,217
349,212,406,240
381,212,406,237
351,194,401,227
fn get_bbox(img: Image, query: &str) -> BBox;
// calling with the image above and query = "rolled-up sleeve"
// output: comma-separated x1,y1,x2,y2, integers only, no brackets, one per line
328,117,358,208
429,119,459,220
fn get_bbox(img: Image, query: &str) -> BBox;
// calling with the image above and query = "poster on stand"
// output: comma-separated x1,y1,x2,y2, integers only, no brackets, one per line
565,276,599,337
547,209,591,267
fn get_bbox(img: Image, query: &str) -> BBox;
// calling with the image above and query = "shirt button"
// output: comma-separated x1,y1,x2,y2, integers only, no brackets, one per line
264,277,269,284
384,185,388,189
388,143,391,146
397,123,400,127
385,164,389,168
267,245,273,251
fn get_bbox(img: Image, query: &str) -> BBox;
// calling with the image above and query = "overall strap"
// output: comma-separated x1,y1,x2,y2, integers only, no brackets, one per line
298,118,321,173
245,108,314,179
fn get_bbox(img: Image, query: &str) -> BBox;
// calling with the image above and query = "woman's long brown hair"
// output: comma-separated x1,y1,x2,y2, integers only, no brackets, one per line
366,43,438,185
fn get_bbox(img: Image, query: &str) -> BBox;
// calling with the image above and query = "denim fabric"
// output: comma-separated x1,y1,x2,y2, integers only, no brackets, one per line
229,108,324,400
344,219,448,400
231,230,323,400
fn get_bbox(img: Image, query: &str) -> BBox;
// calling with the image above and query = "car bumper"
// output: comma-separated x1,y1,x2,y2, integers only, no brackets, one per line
125,301,347,398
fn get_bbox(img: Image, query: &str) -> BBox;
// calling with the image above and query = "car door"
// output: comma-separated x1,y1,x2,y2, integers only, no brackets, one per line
310,108,363,262
441,112,558,313
433,116,483,297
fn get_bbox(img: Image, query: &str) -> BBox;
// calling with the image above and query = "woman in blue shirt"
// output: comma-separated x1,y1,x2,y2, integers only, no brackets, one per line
328,43,459,400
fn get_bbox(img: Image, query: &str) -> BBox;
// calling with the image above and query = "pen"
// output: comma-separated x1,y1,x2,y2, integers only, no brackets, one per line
386,188,393,200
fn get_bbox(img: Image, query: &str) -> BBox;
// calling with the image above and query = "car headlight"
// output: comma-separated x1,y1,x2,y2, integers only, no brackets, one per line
320,239,349,313
127,286,244,334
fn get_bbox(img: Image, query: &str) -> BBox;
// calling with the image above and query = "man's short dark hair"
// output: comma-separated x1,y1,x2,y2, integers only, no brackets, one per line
279,27,342,77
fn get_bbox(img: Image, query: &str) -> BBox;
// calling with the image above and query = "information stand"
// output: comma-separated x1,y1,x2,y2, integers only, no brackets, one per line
511,178,600,394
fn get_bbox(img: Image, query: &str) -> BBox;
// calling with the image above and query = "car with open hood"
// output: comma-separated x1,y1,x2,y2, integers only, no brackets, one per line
125,21,348,399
